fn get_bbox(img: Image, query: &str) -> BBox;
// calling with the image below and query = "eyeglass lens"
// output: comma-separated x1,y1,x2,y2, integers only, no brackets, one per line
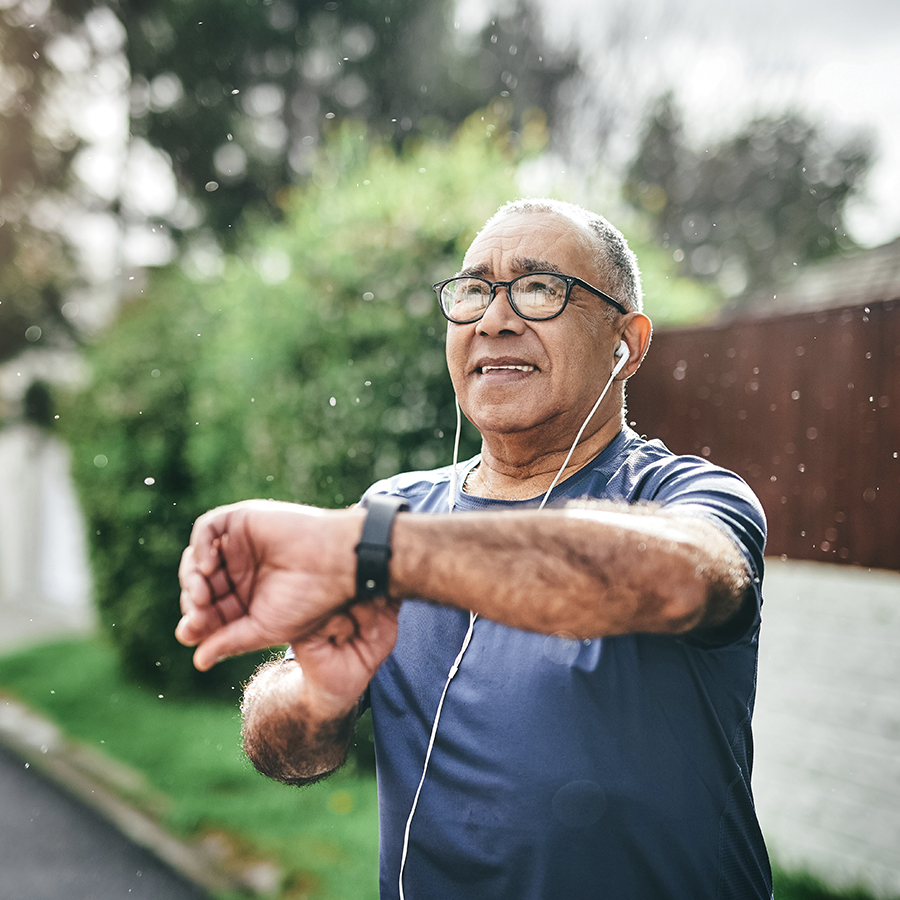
441,274,567,322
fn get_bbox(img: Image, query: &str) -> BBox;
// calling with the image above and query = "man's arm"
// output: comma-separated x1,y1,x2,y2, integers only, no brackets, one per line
240,658,355,785
240,596,396,784
177,498,750,667
178,499,749,782
390,502,750,639
176,501,395,784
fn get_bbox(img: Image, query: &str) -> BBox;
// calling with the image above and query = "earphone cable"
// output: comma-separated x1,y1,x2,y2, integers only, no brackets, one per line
538,349,628,510
400,348,626,895
398,609,477,900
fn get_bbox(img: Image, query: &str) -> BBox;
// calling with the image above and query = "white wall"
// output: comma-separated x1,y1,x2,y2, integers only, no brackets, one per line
754,558,900,897
0,424,95,648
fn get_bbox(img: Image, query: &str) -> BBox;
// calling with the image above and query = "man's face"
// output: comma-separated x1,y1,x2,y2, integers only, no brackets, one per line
445,210,623,449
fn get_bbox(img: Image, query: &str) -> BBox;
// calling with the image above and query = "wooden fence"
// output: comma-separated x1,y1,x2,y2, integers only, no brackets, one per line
627,297,900,571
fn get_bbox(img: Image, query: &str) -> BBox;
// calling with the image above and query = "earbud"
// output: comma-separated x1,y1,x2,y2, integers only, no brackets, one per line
611,340,629,377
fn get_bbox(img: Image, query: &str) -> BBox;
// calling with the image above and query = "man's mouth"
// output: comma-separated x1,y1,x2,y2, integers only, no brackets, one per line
478,364,536,374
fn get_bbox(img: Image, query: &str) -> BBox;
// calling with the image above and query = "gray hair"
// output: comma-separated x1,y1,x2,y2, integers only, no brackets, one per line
481,198,643,315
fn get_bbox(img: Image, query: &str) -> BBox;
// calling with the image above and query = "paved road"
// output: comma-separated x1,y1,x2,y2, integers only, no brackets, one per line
0,745,210,900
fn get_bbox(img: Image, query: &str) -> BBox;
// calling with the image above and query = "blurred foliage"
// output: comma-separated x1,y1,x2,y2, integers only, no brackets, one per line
772,868,893,900
63,110,524,693
122,0,579,242
624,92,874,298
0,0,578,362
0,0,100,362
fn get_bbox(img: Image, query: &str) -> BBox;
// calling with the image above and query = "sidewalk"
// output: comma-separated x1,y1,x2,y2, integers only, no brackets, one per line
0,742,210,900
0,594,96,655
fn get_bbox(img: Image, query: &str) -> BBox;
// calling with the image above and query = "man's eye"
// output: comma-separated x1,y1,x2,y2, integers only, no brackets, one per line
520,278,562,299
454,280,489,300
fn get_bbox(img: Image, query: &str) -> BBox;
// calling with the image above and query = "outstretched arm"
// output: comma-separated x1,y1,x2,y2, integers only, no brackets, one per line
391,502,751,638
177,497,750,782
177,500,394,785
177,498,750,666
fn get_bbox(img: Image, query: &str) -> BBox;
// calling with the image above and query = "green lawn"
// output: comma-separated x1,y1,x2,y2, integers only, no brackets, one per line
0,637,379,900
0,636,888,900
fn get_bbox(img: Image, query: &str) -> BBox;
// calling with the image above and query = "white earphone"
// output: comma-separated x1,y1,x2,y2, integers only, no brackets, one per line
402,337,634,898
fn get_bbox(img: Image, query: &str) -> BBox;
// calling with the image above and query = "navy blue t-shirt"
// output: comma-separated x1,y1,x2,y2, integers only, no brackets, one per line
364,428,772,900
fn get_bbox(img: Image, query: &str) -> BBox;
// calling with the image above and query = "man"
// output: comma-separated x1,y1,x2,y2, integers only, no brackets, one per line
177,198,772,899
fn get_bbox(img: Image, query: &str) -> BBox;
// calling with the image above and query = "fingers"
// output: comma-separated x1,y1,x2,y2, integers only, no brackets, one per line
190,617,270,672
177,511,252,652
188,508,230,577
176,594,246,647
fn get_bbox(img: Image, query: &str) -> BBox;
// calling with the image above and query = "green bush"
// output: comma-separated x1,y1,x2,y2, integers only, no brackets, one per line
64,112,520,695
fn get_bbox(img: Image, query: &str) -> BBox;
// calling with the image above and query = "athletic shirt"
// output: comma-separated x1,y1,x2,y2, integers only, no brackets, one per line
363,428,773,900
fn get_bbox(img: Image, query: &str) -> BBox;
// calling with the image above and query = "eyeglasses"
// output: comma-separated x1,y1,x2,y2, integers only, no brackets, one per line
433,271,627,324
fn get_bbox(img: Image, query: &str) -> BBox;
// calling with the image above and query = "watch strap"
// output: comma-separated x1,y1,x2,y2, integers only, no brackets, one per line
355,494,409,601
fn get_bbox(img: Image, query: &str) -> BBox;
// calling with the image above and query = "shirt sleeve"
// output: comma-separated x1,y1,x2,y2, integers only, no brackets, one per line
623,452,767,647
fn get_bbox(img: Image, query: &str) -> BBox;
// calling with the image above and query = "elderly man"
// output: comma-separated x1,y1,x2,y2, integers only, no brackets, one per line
177,199,772,899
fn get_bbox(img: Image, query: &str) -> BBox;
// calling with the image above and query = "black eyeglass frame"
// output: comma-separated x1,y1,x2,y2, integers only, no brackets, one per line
432,271,628,324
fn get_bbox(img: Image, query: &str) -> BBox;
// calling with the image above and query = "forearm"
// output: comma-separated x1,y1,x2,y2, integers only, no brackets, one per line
241,658,358,786
389,502,749,637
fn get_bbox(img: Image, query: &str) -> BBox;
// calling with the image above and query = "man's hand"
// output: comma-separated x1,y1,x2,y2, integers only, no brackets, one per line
176,500,369,671
240,597,400,783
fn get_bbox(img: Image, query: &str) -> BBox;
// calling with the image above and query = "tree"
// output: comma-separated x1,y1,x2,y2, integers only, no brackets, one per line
121,0,581,243
467,1,580,138
0,0,103,363
625,93,874,296
1,0,581,368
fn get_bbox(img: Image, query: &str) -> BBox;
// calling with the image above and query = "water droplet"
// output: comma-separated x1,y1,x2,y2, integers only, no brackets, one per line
543,633,580,665
552,780,607,826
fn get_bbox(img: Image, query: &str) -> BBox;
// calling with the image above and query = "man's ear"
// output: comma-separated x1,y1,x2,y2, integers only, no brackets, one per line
617,313,653,379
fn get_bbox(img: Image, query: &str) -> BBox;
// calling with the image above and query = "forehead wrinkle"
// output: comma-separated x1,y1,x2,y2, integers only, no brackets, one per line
512,256,562,275
456,256,562,279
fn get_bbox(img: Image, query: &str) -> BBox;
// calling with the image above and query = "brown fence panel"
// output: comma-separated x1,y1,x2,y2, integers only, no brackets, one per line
627,298,900,570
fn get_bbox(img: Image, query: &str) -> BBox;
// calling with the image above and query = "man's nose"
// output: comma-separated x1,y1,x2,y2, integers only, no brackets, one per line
477,285,525,335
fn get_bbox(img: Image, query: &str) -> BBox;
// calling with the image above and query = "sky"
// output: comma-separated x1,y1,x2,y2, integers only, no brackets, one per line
466,0,900,247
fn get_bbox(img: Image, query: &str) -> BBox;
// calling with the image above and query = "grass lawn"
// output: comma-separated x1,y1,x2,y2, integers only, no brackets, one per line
0,636,889,900
0,636,379,900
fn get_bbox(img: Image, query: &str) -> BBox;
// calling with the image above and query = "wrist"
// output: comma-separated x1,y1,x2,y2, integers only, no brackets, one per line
355,495,409,601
